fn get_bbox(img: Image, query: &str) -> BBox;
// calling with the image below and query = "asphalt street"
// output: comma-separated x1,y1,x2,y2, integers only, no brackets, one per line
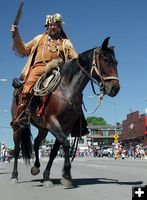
0,157,147,200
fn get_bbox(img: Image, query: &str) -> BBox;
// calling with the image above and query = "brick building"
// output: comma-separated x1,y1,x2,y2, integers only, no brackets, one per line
121,111,147,145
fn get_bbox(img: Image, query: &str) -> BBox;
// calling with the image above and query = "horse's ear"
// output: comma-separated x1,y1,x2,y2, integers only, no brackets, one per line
102,37,110,49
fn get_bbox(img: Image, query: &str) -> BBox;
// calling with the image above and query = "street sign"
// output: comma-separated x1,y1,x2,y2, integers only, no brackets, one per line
113,134,119,140
114,139,118,143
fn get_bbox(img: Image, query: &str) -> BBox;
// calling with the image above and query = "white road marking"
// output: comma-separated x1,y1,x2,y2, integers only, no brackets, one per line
87,164,107,168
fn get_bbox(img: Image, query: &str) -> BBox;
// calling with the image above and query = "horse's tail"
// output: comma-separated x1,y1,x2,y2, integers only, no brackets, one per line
20,125,33,164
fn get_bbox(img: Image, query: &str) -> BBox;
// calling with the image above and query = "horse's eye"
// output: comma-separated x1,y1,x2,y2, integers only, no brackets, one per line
104,58,109,63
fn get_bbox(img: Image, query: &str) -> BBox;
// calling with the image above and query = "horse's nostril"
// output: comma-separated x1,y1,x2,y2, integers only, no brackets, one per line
112,86,120,94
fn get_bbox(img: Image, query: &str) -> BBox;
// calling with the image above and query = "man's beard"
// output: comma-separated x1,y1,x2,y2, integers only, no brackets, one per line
49,27,62,39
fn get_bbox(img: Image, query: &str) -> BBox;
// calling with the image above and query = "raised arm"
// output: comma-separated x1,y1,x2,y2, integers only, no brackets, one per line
11,25,34,57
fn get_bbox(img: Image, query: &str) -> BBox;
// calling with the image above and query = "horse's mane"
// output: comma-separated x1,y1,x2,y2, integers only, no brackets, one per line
60,59,78,82
60,48,94,82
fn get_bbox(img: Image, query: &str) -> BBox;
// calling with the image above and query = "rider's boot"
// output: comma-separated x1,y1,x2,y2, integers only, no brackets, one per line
13,93,32,129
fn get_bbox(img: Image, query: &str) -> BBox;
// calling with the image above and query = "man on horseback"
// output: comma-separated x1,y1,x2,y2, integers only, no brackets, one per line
11,13,77,126
11,13,89,136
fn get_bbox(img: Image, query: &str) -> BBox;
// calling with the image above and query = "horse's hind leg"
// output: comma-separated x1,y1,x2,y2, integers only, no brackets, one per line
43,139,60,187
31,128,48,176
11,129,21,183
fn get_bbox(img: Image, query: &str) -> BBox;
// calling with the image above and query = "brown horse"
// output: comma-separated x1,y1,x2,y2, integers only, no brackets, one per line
11,37,120,188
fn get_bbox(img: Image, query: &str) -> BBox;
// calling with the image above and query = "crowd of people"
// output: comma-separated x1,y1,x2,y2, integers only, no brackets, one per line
56,143,147,159
0,143,12,162
1,142,147,162
120,144,147,159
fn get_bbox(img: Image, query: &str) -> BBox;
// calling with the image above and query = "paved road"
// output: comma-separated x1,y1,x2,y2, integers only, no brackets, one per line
0,157,147,200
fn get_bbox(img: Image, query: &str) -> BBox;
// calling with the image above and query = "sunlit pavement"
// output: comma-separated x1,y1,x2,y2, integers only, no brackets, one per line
0,156,147,200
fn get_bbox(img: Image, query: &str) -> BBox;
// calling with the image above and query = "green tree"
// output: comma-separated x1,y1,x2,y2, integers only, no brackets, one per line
86,116,107,125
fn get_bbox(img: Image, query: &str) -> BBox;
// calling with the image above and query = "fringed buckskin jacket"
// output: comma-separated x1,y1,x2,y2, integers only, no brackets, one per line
12,32,78,80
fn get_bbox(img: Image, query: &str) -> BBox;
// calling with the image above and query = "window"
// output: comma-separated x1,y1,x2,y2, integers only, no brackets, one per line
103,130,109,136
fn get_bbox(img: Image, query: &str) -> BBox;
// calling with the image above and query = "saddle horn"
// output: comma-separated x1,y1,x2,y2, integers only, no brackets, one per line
102,37,110,49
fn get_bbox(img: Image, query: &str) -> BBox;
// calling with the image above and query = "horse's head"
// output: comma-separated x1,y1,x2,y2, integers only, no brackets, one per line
91,37,120,97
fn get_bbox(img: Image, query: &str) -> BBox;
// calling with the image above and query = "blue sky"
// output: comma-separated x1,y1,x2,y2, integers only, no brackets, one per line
1,0,147,146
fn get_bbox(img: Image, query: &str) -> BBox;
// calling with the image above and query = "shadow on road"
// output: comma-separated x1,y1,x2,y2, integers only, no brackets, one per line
18,178,143,188
73,178,143,187
0,172,10,175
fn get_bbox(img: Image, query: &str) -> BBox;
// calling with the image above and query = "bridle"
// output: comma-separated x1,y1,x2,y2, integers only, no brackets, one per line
90,48,119,91
77,47,119,94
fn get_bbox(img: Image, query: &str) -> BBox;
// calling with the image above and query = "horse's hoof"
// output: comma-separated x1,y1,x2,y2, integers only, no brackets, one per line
60,176,74,189
31,166,40,176
11,178,18,184
43,180,54,188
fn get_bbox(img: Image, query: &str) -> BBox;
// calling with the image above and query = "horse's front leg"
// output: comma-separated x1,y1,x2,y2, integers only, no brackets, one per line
47,118,73,188
60,140,73,188
11,131,21,183
31,129,48,176
43,139,60,187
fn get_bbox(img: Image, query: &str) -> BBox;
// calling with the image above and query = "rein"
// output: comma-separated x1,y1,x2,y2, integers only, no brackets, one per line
77,57,99,86
82,92,104,114
77,49,104,114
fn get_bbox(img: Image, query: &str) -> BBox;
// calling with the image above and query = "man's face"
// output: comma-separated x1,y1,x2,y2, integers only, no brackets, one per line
48,22,62,37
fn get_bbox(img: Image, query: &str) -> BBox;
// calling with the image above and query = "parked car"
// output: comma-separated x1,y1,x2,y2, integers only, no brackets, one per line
98,146,113,157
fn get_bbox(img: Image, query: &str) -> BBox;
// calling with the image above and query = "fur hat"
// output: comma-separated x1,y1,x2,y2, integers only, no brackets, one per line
45,13,64,29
